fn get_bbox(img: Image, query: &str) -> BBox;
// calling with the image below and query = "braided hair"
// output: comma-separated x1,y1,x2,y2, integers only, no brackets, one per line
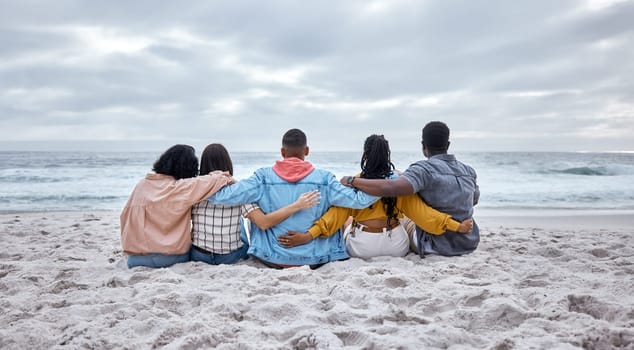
360,134,398,225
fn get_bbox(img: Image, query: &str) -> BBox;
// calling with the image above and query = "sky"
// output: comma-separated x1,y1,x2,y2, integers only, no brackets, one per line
1,0,633,153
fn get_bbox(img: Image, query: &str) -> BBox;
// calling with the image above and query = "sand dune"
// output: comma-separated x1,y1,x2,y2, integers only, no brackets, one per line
1,211,633,349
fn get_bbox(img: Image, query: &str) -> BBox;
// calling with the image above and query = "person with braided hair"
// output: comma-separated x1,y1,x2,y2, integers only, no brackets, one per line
339,121,480,257
278,134,472,258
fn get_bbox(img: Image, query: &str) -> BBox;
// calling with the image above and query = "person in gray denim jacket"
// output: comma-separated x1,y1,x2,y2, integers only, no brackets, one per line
340,121,479,256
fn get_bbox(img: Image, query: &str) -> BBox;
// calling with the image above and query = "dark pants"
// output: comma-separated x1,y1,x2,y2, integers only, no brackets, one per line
127,250,191,268
190,244,249,265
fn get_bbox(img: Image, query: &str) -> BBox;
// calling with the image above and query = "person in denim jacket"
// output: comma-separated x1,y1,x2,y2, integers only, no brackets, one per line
209,129,378,268
340,121,480,256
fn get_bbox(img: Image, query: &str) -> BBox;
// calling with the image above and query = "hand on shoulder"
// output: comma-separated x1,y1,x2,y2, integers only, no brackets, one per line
208,170,236,184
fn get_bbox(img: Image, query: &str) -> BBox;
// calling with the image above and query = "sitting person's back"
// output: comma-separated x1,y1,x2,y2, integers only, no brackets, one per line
191,143,320,265
209,128,378,267
340,121,480,256
120,144,232,268
401,122,479,256
277,134,473,258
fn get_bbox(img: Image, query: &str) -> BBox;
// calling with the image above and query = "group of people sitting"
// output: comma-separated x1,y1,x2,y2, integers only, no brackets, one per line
119,121,480,269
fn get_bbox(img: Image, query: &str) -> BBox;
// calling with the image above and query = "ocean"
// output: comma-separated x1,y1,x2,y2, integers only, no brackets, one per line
1,151,634,215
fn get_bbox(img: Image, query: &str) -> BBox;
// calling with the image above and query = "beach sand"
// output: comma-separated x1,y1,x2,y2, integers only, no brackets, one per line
1,211,633,349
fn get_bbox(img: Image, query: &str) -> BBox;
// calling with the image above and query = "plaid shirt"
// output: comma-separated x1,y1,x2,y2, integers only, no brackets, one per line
191,201,259,254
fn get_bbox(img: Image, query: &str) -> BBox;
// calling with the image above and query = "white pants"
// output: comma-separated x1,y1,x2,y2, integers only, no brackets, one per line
344,224,410,258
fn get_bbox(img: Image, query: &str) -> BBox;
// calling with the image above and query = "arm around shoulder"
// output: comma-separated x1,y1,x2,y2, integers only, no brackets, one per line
245,190,320,230
348,176,414,197
187,173,232,205
210,172,262,206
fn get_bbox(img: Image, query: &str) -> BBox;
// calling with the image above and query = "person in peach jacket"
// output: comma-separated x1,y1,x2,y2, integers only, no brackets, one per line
120,144,232,268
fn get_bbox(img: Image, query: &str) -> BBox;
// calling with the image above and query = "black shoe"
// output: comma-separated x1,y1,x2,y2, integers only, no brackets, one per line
309,262,327,270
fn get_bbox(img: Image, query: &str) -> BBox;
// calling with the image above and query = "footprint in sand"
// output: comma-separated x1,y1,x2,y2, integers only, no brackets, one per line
383,276,408,288
492,338,516,350
535,247,564,258
470,303,532,331
382,309,430,325
104,276,126,288
291,330,345,350
334,331,370,347
581,327,634,349
519,273,550,288
153,327,184,348
55,268,79,280
128,272,150,285
463,289,490,307
49,280,89,294
588,248,609,258
567,294,622,322
319,299,335,312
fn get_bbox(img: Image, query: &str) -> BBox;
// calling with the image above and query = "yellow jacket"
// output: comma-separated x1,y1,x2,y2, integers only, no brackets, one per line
308,194,461,238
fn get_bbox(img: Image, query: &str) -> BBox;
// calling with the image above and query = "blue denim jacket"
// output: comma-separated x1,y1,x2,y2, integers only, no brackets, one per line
402,154,480,256
210,166,378,265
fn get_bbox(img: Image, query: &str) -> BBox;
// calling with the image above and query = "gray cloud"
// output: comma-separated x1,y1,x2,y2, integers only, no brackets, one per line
1,0,633,152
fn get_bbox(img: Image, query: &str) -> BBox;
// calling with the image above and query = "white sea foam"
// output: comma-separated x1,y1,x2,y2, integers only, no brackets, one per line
1,151,634,212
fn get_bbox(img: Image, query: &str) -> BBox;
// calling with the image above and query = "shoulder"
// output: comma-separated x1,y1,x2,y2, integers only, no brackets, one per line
311,167,334,176
253,167,272,176
405,159,434,174
465,163,477,176
247,167,274,181
308,168,337,181
455,159,477,176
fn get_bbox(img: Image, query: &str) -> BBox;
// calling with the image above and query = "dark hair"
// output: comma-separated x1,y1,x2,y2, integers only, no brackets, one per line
282,128,307,149
360,135,398,225
422,121,450,152
152,144,199,180
200,143,234,176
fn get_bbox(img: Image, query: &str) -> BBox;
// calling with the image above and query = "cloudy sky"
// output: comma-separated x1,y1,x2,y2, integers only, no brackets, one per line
1,0,633,152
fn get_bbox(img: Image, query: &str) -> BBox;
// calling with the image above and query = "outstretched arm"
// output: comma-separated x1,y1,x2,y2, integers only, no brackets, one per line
210,172,262,206
340,176,414,197
399,194,473,235
246,190,320,230
278,205,355,248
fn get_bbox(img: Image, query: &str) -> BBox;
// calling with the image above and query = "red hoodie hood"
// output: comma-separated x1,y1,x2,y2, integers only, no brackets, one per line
272,157,315,183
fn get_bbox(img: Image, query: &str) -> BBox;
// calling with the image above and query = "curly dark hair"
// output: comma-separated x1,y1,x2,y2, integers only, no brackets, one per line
152,144,199,180
200,143,234,176
360,134,398,225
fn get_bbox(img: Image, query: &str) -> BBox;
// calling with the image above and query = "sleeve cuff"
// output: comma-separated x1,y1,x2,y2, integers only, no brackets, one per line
446,219,461,232
308,227,322,238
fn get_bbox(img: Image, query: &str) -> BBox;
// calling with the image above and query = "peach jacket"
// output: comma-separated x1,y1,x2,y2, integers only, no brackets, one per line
120,173,230,255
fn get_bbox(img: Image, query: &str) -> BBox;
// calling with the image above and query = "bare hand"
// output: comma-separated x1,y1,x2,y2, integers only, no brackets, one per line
458,218,473,234
340,176,352,187
294,190,320,210
209,170,236,184
278,231,313,248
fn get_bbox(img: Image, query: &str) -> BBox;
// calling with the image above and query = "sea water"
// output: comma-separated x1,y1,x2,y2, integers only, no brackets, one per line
1,151,633,214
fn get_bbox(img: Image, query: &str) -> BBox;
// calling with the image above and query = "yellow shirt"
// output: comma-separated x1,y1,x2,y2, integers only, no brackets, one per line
307,194,461,238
